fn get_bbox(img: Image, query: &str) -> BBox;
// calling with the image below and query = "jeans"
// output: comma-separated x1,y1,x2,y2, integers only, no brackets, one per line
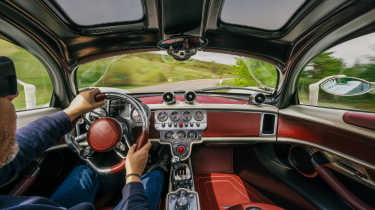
114,169,164,210
50,165,164,210
50,165,100,208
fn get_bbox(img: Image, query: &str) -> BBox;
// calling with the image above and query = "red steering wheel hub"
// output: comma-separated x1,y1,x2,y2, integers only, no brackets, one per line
87,117,122,152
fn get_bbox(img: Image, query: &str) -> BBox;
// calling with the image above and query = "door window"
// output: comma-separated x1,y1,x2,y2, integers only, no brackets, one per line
298,32,375,112
0,39,53,110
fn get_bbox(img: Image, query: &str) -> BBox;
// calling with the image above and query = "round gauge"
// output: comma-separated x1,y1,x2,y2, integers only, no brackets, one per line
182,111,192,121
131,109,142,123
187,131,196,139
170,111,180,122
176,131,186,139
157,111,168,122
194,111,204,121
165,131,174,140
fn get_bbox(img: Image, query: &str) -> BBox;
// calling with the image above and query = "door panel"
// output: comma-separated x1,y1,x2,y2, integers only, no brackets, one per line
16,108,61,128
343,111,375,130
278,105,375,188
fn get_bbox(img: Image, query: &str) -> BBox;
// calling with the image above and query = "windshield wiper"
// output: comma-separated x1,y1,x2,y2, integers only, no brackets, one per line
195,86,273,94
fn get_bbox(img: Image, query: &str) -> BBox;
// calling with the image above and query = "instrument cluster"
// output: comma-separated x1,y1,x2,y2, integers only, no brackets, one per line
155,110,207,139
154,110,207,160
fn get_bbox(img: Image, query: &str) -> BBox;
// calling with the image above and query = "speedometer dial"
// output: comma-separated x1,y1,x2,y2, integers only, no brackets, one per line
170,111,180,122
131,109,142,123
157,111,168,122
194,111,204,121
182,111,192,121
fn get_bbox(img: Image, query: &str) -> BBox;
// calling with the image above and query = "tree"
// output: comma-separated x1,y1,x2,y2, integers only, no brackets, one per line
230,58,277,87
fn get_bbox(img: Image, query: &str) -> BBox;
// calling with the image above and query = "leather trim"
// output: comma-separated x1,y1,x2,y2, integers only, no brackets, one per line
343,112,375,130
278,137,375,171
110,158,126,174
237,146,318,210
228,203,284,210
313,165,375,210
203,112,262,137
195,173,273,210
278,114,375,166
279,106,375,139
192,147,233,175
87,117,122,152
110,130,149,174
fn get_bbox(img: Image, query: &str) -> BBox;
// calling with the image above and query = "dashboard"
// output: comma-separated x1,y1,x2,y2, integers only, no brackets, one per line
81,94,279,161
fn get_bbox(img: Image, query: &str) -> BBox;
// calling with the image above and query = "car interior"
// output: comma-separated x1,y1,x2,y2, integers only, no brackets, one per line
0,0,375,210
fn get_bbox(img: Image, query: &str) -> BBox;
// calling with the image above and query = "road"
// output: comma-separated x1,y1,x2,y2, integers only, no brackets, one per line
128,79,223,93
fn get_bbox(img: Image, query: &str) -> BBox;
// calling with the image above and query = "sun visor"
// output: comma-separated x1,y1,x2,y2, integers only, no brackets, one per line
0,57,18,97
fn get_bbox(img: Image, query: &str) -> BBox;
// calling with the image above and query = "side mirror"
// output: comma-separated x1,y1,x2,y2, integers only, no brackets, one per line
158,36,207,61
320,77,374,96
309,75,374,106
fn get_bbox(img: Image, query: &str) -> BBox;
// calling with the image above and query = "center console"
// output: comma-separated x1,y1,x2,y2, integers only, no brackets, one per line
166,157,200,210
154,110,205,210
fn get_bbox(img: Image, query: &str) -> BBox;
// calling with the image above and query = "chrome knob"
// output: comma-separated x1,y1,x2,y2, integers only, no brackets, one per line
176,195,188,209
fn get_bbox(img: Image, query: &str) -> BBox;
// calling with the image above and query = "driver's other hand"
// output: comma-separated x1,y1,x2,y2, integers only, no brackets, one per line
64,88,105,122
125,141,152,183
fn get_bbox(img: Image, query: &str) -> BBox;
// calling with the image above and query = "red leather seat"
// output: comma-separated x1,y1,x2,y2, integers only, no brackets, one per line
228,203,284,210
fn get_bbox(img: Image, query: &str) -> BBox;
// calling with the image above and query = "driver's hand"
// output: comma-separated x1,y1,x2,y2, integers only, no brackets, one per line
125,141,152,183
64,88,105,122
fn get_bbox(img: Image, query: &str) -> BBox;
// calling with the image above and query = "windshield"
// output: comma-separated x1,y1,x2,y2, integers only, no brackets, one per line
77,52,278,94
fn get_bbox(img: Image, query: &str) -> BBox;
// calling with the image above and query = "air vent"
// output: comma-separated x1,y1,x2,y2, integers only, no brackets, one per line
261,113,277,135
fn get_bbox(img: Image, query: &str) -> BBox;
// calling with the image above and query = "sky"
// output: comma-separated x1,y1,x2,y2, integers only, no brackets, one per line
152,51,240,66
329,32,375,67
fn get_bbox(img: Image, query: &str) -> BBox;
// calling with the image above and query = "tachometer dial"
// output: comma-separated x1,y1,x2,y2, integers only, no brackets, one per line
194,111,204,121
176,131,186,139
131,109,142,123
170,111,180,122
182,111,192,121
157,111,168,122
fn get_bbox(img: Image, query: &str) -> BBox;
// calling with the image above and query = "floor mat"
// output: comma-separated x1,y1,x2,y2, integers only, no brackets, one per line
195,173,273,210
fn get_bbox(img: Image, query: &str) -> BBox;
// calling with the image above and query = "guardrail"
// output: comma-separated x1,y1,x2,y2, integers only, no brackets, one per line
17,79,36,109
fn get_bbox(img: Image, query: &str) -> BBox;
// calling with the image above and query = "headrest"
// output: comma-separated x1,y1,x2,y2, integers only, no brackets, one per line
0,57,18,97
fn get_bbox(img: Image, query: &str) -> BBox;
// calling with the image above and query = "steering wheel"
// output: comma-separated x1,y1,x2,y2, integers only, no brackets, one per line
66,92,149,174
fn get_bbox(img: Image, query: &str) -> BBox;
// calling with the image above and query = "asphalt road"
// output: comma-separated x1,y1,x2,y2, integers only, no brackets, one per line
129,79,223,93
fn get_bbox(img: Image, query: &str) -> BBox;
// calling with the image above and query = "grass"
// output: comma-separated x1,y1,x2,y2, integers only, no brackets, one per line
0,40,52,110
78,53,234,88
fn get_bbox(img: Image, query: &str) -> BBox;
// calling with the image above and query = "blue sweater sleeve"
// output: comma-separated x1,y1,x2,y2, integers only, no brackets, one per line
119,182,150,210
0,111,73,185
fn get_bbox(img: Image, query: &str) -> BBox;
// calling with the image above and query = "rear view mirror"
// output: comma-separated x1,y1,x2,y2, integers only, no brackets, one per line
320,77,374,96
158,36,207,61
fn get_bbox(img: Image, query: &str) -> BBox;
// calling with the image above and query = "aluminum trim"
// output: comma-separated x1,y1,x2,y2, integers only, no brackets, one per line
148,103,278,113
149,136,276,143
